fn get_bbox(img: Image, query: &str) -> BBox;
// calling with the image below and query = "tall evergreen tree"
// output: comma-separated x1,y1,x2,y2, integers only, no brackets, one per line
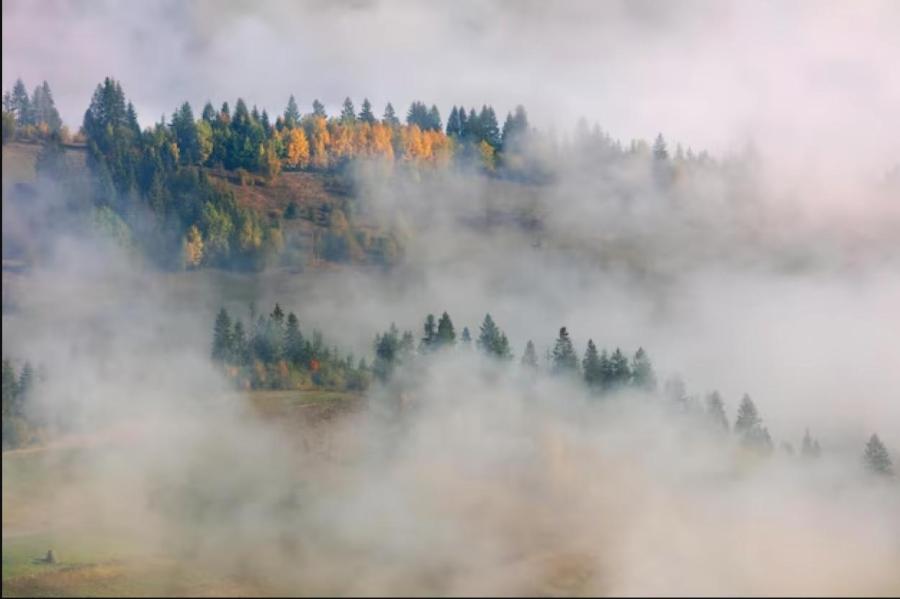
436,312,456,348
382,102,399,127
312,99,327,118
284,312,305,365
421,314,437,350
358,98,376,124
653,133,669,161
446,106,461,137
609,348,631,388
734,394,761,434
427,105,442,132
212,308,233,363
340,97,356,124
630,348,656,391
9,79,31,125
582,339,602,389
284,95,301,128
863,434,893,476
479,105,501,148
551,327,578,375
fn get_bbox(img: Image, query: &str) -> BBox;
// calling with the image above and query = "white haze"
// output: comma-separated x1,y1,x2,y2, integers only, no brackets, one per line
3,0,900,596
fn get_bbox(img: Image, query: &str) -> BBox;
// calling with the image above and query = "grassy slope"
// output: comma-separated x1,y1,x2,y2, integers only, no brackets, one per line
1,389,359,597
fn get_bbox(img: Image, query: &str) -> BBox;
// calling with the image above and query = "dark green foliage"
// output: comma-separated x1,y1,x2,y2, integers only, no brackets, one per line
460,326,472,348
358,98,376,124
421,314,437,350
863,434,893,476
212,308,233,362
476,314,512,359
446,106,461,137
551,327,578,375
374,323,403,382
608,348,631,388
582,339,602,388
435,312,456,348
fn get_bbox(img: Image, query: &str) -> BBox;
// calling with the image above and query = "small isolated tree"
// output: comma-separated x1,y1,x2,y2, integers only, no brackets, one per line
460,326,472,348
863,434,893,476
551,327,578,375
734,394,772,453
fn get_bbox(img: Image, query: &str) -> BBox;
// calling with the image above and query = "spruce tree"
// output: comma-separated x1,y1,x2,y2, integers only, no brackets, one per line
446,106,461,137
477,314,500,355
284,95,301,128
863,434,893,476
583,340,602,389
232,320,249,366
340,98,356,124
427,105,442,132
609,348,631,388
631,348,657,391
212,308,233,363
460,326,472,348
421,314,437,350
382,103,399,126
359,98,376,124
551,327,578,375
734,394,761,434
436,312,456,348
285,312,304,366
312,99,327,118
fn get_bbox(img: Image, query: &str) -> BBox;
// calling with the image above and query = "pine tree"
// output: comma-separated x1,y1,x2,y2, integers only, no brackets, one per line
212,308,233,363
582,339,602,389
521,340,538,368
427,105,442,132
609,348,631,388
630,348,657,391
446,106,461,137
460,326,472,348
599,350,612,390
285,312,305,365
734,394,761,434
421,314,437,350
340,97,356,124
312,99,327,118
653,133,669,161
436,312,456,348
479,105,500,148
477,314,500,355
705,391,729,432
232,320,249,366
10,79,31,125
551,327,578,375
284,95,301,128
863,434,893,476
359,98,376,124
382,103,399,127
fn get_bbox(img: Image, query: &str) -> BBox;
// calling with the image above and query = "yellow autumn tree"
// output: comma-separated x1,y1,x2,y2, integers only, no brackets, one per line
478,140,496,172
286,127,310,168
370,122,394,161
183,225,204,268
307,116,331,169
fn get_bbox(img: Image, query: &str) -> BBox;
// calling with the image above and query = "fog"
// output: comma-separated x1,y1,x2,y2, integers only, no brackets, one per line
4,0,900,596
